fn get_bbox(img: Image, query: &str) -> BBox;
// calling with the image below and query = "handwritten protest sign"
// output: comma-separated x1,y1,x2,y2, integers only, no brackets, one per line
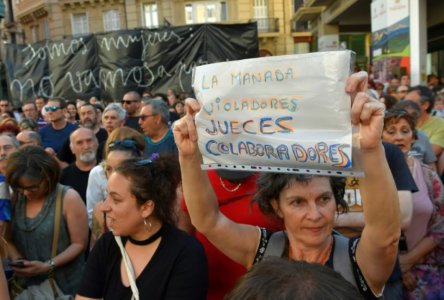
193,50,362,176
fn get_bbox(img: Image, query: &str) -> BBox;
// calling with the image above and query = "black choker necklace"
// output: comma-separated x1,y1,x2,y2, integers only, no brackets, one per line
128,225,164,246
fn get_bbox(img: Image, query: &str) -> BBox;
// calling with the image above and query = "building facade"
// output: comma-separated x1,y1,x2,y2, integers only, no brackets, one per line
8,0,305,56
5,0,444,79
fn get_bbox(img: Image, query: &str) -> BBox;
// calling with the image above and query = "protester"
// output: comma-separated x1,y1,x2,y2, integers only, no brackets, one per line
77,156,208,299
102,103,126,135
6,146,87,296
405,86,444,157
18,118,38,132
39,97,78,156
139,99,178,156
121,91,142,131
382,109,444,299
225,257,363,300
394,100,437,168
173,72,400,299
58,103,108,166
181,169,282,300
86,127,145,248
66,101,79,124
16,130,42,147
0,135,19,238
60,128,99,203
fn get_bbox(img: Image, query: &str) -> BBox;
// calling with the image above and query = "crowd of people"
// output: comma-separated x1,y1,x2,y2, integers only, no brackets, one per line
0,70,440,300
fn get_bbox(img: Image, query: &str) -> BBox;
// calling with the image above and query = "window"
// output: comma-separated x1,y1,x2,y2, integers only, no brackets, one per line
72,13,89,36
143,4,158,28
253,0,269,32
185,1,227,24
31,26,38,43
103,10,120,31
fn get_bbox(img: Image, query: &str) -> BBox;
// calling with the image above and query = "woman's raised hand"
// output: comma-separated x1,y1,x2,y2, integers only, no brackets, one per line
173,98,201,157
347,71,385,151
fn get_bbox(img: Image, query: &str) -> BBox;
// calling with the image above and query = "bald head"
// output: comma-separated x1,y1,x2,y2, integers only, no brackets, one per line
16,130,42,147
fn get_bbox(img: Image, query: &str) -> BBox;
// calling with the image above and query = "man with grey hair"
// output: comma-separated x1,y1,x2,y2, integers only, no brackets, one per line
16,130,42,147
138,99,178,156
60,128,98,203
102,102,126,135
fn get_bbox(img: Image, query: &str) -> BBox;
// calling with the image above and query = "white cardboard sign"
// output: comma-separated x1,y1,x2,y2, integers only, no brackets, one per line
193,50,359,176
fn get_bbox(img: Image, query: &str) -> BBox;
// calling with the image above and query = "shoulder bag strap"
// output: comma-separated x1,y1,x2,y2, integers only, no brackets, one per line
48,184,64,297
332,234,357,288
51,184,64,259
263,231,287,258
114,236,140,300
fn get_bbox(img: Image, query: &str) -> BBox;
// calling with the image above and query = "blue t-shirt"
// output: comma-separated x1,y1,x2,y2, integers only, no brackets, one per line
143,129,178,157
39,122,78,155
0,174,11,221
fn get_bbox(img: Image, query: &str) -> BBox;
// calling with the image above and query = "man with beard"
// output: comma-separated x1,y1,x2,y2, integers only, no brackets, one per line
60,128,99,204
58,103,108,166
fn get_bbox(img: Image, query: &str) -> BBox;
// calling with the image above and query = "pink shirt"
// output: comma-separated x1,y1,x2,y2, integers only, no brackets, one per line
405,158,433,249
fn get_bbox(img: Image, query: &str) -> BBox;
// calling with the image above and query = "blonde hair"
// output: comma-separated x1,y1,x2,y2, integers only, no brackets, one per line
103,127,145,159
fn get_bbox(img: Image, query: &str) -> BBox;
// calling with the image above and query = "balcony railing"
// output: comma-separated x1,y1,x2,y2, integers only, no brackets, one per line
250,18,279,33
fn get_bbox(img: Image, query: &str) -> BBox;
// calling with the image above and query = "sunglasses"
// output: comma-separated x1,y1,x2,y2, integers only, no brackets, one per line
108,139,138,151
136,158,153,166
139,114,156,121
44,105,60,112
121,100,138,105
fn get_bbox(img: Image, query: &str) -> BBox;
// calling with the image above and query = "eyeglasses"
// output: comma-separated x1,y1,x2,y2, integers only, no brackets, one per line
139,114,156,121
121,100,138,105
12,180,42,193
44,105,60,112
108,139,138,151
398,90,408,93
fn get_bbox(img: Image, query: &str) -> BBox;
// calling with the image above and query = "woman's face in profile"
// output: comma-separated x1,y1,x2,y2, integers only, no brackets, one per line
104,172,146,237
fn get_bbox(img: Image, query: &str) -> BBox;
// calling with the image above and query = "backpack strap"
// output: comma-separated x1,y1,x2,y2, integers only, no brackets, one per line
332,233,357,288
263,230,358,289
263,231,286,258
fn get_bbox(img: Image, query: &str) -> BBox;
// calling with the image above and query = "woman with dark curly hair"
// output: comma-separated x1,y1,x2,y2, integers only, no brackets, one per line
77,155,208,300
174,73,401,300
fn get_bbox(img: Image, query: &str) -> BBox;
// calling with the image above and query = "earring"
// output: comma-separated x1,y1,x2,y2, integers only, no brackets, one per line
144,218,152,232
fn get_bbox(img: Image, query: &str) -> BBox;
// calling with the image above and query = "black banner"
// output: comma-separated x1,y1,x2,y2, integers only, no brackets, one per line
5,23,258,106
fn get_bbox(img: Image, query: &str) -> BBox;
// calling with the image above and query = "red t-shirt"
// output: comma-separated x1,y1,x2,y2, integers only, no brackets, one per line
181,170,282,300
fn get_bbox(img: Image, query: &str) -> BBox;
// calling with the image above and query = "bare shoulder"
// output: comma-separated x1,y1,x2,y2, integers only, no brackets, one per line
63,188,86,210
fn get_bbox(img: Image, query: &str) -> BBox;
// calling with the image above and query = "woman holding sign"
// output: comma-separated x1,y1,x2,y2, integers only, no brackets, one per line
173,72,400,300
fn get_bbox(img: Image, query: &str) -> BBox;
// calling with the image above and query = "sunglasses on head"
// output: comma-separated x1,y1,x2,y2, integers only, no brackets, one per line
136,158,153,166
108,139,138,151
44,105,60,112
